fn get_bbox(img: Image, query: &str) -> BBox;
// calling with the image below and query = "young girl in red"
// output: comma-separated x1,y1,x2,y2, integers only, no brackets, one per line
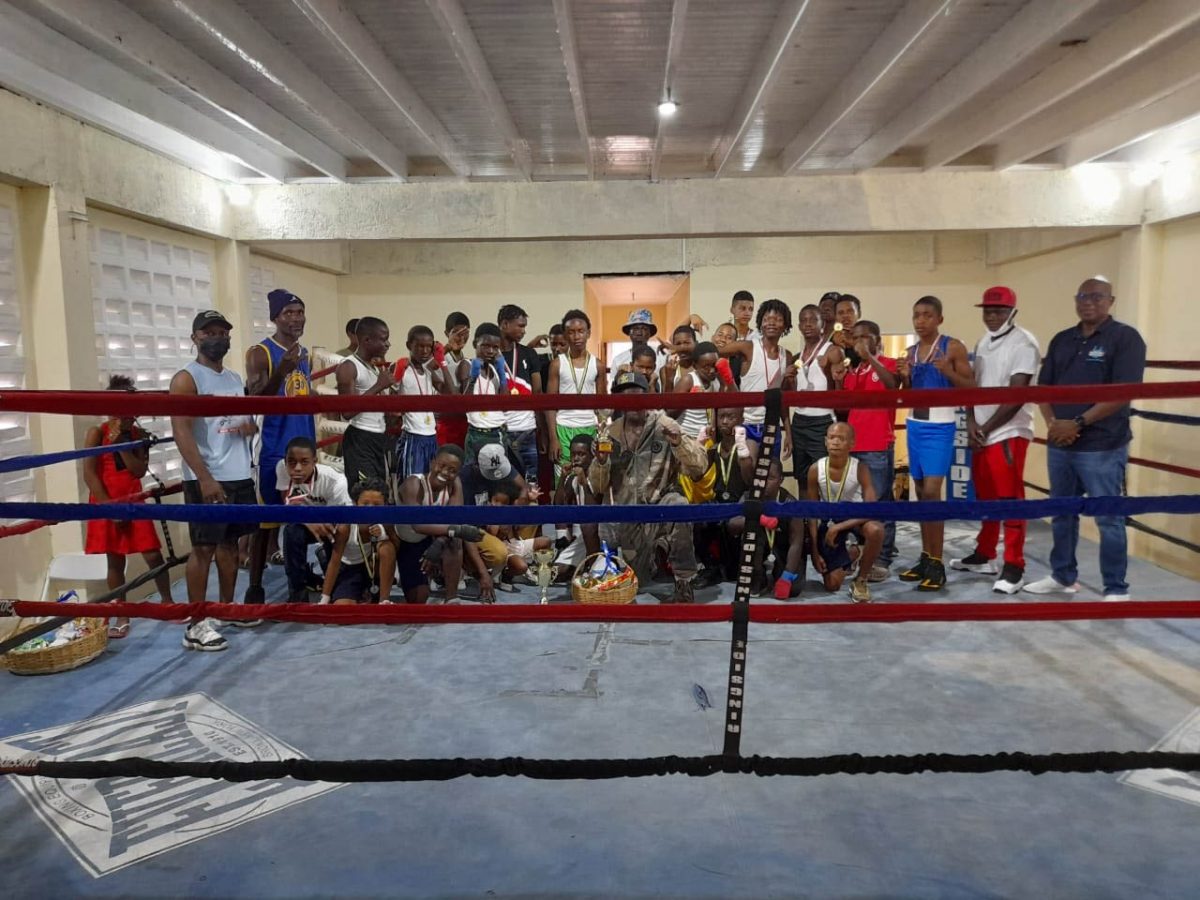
83,375,175,638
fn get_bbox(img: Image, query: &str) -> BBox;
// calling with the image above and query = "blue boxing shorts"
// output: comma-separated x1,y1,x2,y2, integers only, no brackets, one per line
905,418,956,481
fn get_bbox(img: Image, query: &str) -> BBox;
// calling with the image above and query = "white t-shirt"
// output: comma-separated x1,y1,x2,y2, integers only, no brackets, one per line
793,338,836,419
398,363,437,436
275,461,353,508
971,324,1040,445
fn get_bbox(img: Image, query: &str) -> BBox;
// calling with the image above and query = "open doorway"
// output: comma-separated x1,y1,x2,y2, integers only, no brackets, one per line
582,272,690,372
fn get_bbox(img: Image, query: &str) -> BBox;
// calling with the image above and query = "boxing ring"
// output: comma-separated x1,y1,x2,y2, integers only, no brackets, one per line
3,377,1200,896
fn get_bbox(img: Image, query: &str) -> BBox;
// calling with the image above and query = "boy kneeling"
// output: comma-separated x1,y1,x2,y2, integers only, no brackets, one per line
319,477,397,604
806,422,885,603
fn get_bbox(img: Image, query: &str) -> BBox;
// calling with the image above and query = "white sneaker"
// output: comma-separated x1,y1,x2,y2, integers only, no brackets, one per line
1103,593,1131,602
949,554,998,575
1023,576,1079,595
182,618,227,652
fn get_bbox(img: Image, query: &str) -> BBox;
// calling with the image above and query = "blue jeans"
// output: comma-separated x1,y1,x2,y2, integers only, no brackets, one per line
853,448,896,565
1047,445,1129,594
506,428,540,486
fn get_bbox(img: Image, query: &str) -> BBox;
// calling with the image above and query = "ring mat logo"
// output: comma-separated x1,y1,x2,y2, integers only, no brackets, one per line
1120,707,1200,807
1,693,341,877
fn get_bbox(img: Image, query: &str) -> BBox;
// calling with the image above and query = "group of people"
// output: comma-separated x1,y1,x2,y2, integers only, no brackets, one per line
82,278,1146,652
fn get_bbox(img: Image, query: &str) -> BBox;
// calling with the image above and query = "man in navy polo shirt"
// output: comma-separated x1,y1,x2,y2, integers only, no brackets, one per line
1025,276,1145,601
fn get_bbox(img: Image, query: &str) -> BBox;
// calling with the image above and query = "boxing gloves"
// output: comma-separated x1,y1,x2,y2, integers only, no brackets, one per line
432,342,446,368
774,571,798,600
447,524,483,543
715,357,735,387
393,358,409,382
493,353,509,393
759,514,779,531
469,358,483,382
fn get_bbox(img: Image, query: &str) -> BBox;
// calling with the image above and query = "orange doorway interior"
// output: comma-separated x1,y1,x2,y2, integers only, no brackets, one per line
583,272,690,370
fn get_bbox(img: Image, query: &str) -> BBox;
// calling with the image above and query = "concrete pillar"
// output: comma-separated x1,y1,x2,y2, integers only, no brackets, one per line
213,238,252,364
16,183,100,554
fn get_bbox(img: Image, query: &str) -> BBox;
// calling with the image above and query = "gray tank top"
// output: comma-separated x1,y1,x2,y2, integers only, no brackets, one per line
180,362,252,482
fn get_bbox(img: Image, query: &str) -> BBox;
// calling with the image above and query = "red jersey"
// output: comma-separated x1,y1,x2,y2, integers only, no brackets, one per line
843,355,897,452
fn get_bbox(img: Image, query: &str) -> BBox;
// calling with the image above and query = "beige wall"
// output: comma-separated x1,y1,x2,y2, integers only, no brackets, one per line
340,233,993,356
248,252,340,356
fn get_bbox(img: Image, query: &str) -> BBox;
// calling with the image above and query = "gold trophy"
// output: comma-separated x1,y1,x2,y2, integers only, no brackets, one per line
533,547,557,604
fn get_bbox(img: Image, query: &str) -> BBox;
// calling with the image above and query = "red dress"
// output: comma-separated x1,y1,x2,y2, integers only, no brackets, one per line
84,425,161,556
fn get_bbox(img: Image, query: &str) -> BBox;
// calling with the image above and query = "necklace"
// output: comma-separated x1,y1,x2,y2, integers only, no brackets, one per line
408,364,434,426
823,457,850,505
761,340,782,387
566,353,591,394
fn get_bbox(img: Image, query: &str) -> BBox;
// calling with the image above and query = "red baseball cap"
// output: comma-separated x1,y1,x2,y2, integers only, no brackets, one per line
977,285,1017,308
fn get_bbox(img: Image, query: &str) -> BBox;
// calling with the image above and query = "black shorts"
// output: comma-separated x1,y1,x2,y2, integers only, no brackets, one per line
816,522,861,574
183,479,260,546
332,561,379,603
397,537,433,591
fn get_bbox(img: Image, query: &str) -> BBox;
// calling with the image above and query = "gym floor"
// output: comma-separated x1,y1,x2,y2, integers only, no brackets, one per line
4,519,1200,898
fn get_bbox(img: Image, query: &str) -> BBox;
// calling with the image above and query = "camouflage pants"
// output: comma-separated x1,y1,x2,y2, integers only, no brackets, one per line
601,492,697,584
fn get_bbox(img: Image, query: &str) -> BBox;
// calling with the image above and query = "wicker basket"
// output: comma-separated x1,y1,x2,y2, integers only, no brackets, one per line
571,552,638,604
2,618,108,675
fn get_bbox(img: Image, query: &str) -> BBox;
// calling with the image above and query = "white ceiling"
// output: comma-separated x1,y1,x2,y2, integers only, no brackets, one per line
2,0,1199,184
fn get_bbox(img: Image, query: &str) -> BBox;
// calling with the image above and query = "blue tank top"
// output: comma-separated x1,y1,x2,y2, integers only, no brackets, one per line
256,337,315,462
907,334,956,424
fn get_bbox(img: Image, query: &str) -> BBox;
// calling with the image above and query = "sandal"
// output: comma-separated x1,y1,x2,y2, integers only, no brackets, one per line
269,551,285,566
107,621,130,639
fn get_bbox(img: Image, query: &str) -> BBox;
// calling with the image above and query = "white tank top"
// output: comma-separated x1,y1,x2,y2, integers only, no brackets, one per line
556,353,598,429
399,364,437,436
678,375,719,438
793,339,835,419
465,368,506,430
739,339,785,425
180,362,252,481
816,456,864,505
348,356,386,434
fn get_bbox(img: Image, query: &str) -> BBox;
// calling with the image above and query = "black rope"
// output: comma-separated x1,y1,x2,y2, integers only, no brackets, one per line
722,387,783,755
8,750,1199,783
1132,408,1200,427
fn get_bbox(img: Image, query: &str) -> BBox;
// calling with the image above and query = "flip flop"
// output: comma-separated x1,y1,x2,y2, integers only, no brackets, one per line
107,622,130,639
269,551,285,566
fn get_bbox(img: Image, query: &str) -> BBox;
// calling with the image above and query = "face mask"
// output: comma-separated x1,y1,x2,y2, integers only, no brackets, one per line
199,337,231,361
986,309,1018,339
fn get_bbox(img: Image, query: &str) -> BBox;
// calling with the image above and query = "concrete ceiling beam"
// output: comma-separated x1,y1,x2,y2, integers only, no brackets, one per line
923,0,1200,169
424,0,532,180
840,0,1107,173
711,0,814,178
290,0,468,177
170,0,408,180
30,0,351,181
779,0,953,175
551,0,594,180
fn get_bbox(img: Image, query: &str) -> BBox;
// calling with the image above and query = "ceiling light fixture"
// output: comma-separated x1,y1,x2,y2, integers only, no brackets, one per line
658,97,678,117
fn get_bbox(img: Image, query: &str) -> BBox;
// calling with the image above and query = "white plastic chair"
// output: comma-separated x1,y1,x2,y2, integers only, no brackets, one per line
38,552,111,603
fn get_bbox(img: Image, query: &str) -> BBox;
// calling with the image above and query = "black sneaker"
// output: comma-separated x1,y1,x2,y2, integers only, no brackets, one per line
671,578,695,604
992,563,1025,594
243,584,266,605
916,558,947,592
899,552,930,582
949,552,998,575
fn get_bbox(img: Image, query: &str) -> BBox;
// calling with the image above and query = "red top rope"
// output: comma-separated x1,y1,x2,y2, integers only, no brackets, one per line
11,598,1200,626
1,379,1197,416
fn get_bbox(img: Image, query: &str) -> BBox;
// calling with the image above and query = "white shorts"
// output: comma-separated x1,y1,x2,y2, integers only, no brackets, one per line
554,535,586,570
504,537,537,562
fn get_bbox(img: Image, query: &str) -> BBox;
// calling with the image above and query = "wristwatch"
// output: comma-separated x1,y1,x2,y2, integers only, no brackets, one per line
1072,415,1087,430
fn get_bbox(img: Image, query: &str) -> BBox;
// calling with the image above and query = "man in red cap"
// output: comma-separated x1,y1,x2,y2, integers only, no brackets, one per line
950,286,1040,593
